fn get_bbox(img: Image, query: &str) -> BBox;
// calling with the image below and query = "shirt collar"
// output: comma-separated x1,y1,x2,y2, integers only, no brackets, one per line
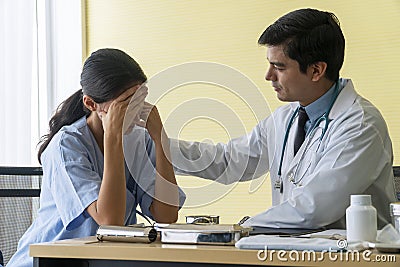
288,78,350,116
303,81,338,125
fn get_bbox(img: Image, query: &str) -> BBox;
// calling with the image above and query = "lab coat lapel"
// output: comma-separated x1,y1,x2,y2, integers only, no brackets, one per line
284,102,310,172
283,124,322,182
283,79,357,185
282,103,299,171
281,108,307,184
329,79,357,120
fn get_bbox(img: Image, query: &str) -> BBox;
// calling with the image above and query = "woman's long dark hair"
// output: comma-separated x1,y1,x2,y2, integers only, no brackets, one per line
37,48,147,163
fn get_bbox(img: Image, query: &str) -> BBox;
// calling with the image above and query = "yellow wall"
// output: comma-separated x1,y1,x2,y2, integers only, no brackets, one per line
85,0,400,224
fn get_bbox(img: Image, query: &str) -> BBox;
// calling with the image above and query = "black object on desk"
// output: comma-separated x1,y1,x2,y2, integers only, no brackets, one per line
250,226,325,236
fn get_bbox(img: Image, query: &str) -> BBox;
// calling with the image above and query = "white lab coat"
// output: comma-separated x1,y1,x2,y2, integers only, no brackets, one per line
170,79,397,229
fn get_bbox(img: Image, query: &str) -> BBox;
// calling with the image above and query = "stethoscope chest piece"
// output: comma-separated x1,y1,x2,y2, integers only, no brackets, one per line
274,179,283,194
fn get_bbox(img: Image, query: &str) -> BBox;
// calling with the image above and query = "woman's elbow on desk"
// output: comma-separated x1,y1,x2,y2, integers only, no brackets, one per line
86,201,125,226
150,202,179,223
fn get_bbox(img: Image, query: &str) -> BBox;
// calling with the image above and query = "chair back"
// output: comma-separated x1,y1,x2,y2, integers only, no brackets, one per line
0,166,42,265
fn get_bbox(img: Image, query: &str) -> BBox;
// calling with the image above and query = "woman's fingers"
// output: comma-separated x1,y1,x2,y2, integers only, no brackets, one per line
122,87,150,133
103,84,150,134
114,84,148,108
116,84,141,102
125,91,148,119
139,102,154,121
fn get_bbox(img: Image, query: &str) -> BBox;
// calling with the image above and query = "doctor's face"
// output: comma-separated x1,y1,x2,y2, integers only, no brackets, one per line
264,45,314,106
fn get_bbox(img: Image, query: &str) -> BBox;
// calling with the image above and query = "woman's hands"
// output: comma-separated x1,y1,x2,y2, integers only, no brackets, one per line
99,84,148,136
138,102,164,143
92,83,179,224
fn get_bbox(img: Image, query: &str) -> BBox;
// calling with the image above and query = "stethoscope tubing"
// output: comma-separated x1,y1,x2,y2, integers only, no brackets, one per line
276,80,340,192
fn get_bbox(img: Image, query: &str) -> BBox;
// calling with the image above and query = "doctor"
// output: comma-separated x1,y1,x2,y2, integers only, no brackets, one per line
170,8,397,229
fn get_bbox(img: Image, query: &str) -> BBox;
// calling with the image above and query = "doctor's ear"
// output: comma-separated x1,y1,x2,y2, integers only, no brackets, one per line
308,62,328,82
83,95,98,112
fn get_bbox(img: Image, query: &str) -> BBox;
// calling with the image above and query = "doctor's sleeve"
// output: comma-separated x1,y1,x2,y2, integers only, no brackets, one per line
169,117,271,185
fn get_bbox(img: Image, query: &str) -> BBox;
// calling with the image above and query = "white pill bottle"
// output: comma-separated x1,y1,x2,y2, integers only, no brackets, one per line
346,195,377,242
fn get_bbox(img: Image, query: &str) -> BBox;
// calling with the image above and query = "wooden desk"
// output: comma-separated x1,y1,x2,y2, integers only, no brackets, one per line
30,236,399,267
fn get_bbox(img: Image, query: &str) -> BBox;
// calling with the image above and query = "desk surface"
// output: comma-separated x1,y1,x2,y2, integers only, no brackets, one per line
30,236,399,267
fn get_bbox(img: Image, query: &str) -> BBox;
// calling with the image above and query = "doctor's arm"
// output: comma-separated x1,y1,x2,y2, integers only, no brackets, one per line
245,117,392,228
169,118,271,185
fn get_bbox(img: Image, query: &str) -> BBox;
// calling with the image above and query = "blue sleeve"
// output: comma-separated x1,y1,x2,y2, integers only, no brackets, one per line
46,132,101,231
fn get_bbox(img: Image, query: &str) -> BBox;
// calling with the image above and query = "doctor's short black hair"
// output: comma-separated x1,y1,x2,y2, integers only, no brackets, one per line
258,8,345,82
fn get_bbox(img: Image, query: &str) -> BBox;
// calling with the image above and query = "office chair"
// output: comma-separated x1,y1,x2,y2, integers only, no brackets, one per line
0,166,42,266
394,166,400,201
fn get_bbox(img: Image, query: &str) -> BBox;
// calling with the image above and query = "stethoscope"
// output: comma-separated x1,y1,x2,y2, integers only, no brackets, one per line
274,80,340,194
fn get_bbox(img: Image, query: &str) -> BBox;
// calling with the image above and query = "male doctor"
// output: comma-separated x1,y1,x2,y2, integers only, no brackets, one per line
170,8,397,229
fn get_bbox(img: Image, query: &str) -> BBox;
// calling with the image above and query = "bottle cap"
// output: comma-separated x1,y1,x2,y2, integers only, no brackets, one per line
350,195,371,206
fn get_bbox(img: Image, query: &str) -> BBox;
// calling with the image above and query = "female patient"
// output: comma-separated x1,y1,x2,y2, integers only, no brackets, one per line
8,48,185,267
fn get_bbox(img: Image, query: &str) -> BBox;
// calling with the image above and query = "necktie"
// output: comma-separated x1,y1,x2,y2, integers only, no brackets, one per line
294,107,309,155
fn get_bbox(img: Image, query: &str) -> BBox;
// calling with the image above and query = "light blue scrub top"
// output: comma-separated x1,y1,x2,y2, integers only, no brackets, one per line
8,116,186,267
